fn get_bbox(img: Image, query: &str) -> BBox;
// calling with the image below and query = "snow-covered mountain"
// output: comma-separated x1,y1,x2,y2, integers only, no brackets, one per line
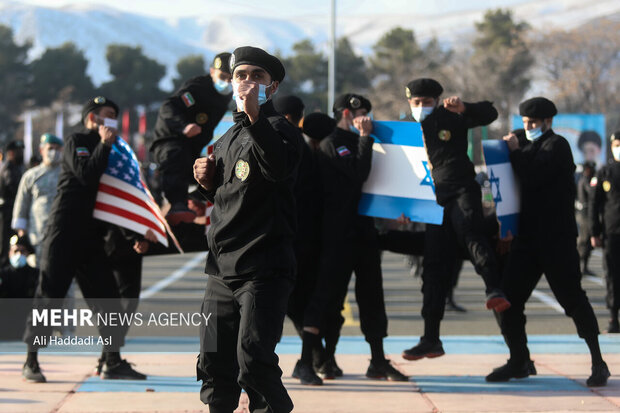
0,0,618,91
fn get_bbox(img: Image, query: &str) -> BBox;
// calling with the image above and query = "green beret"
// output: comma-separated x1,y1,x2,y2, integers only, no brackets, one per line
40,133,63,146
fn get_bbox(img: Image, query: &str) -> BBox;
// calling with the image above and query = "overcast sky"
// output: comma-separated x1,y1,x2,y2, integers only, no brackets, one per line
15,0,529,19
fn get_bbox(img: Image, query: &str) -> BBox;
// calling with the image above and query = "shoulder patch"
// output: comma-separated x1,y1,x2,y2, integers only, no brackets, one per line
76,147,90,157
590,177,598,187
337,146,351,157
181,92,195,108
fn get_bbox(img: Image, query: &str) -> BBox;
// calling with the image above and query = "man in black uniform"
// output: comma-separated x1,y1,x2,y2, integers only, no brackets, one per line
0,140,25,266
577,161,596,275
590,130,620,334
312,94,408,382
152,53,233,225
193,46,299,413
487,97,610,386
21,96,145,383
401,78,509,361
273,96,326,385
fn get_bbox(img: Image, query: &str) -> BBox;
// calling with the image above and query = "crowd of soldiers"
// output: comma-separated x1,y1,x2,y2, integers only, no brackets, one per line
1,44,617,413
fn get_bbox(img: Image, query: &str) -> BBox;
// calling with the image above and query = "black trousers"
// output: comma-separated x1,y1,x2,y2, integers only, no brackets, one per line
23,227,124,351
286,242,321,336
197,272,294,413
577,213,593,260
109,253,143,340
0,206,14,267
604,234,620,311
314,224,388,346
421,188,501,320
153,140,200,205
498,236,600,362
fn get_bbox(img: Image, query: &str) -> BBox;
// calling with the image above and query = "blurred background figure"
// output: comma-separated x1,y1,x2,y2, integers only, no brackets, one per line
0,140,25,267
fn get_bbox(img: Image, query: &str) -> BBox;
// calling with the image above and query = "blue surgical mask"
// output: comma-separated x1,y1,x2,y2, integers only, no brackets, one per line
232,82,274,110
10,253,27,269
525,126,543,141
411,106,434,122
214,78,232,95
257,82,274,106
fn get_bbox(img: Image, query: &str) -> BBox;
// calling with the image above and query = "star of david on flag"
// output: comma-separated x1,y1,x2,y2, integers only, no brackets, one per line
93,137,182,251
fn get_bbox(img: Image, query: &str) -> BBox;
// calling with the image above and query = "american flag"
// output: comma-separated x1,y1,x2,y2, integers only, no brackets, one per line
93,137,181,251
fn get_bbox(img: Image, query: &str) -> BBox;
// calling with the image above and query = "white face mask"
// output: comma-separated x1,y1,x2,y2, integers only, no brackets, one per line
612,146,620,162
411,106,435,123
45,148,62,166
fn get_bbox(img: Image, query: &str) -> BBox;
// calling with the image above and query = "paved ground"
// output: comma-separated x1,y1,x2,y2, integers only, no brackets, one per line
2,250,618,412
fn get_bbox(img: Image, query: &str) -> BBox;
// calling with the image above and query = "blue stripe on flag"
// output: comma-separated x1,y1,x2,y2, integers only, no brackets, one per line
482,140,510,165
371,121,424,146
498,213,519,238
358,193,443,224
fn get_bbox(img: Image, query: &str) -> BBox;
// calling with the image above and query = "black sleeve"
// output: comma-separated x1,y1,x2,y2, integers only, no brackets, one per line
589,170,606,237
245,116,300,182
158,97,189,137
64,134,111,187
462,101,499,128
356,135,375,183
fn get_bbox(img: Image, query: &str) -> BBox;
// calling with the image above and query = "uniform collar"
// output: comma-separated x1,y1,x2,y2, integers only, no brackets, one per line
233,100,278,123
332,126,359,140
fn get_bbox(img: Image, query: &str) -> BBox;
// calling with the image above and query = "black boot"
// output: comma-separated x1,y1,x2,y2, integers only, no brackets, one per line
486,359,536,382
586,362,610,387
402,338,445,361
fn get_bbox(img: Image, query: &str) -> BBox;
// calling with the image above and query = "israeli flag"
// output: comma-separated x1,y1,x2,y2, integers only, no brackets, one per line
358,121,443,225
481,140,520,237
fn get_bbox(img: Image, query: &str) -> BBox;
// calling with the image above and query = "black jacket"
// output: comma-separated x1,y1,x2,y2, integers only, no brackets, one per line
0,264,38,298
0,160,25,211
294,129,322,247
200,101,300,277
509,129,578,239
590,161,620,236
46,129,111,237
152,75,231,152
317,127,374,240
421,102,498,206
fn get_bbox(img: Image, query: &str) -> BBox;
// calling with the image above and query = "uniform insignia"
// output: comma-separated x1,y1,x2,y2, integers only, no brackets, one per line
590,177,598,187
76,147,90,157
438,130,451,141
94,96,106,104
235,159,250,181
349,97,361,109
196,113,208,124
181,92,195,107
603,180,611,192
229,54,235,71
214,57,222,69
337,146,351,157
405,87,411,99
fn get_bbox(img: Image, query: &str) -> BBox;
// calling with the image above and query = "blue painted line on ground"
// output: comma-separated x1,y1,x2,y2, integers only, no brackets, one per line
2,335,619,355
78,376,199,393
76,374,587,394
412,375,586,393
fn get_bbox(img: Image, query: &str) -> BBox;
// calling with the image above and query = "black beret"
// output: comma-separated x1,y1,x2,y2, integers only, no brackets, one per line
5,140,24,151
518,97,557,119
302,112,336,142
273,95,305,117
81,96,119,124
406,78,443,99
577,130,602,149
212,52,231,74
230,46,285,82
333,93,372,114
10,234,34,254
611,131,620,142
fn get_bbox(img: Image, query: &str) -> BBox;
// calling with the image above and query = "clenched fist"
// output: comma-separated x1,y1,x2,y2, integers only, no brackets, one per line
443,96,465,114
194,154,216,190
